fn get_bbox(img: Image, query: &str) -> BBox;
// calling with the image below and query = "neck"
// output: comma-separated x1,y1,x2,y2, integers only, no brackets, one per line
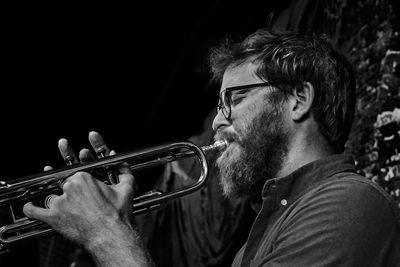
276,132,335,178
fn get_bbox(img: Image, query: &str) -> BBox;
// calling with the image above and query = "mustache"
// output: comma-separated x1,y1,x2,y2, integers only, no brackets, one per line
214,129,241,144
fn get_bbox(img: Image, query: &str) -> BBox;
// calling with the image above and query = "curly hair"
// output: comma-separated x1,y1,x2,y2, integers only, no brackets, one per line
209,29,356,153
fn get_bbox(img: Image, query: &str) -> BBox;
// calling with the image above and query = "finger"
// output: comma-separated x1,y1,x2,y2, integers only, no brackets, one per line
79,148,95,163
117,163,135,187
114,147,131,185
116,173,137,199
104,150,119,184
88,131,110,158
44,165,53,171
44,194,59,209
118,163,131,176
23,202,52,222
58,138,79,166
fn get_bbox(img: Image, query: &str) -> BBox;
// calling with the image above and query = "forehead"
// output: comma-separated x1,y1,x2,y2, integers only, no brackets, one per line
220,62,263,92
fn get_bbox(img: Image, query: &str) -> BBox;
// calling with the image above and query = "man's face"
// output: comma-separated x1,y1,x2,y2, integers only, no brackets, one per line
212,62,289,200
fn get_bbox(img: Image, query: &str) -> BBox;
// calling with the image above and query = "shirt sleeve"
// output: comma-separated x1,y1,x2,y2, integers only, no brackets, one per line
253,177,400,267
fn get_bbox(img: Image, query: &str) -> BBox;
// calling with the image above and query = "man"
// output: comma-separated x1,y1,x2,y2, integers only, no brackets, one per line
23,29,400,266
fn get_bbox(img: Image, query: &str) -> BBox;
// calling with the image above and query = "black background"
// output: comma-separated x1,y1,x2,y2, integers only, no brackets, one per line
1,1,285,178
1,1,287,265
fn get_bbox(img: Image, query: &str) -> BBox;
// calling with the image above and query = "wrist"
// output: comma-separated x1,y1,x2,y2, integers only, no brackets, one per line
85,218,151,267
85,217,134,251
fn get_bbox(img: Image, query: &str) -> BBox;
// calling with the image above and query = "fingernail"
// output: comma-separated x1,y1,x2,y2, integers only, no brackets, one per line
58,138,68,146
79,148,89,156
44,166,53,171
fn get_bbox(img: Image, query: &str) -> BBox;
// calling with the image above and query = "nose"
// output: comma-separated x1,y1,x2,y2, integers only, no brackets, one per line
212,109,230,132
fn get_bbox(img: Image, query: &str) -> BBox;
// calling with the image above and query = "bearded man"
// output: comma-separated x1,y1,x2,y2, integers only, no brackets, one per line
23,29,400,266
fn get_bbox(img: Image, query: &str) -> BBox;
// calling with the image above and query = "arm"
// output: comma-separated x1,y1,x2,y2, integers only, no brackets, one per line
85,215,151,267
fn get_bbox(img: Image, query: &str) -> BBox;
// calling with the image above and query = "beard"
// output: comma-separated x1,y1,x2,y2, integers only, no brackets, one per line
215,103,289,201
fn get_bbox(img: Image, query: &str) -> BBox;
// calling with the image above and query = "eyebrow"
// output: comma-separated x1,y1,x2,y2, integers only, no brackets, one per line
225,82,271,91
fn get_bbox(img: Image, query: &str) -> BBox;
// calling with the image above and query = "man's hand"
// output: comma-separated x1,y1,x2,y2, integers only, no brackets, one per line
23,164,134,244
22,131,151,266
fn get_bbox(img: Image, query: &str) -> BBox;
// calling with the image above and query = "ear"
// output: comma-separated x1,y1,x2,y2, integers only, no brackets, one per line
290,82,315,122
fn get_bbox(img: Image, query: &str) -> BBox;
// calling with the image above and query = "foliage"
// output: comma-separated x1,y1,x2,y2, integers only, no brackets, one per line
321,0,400,207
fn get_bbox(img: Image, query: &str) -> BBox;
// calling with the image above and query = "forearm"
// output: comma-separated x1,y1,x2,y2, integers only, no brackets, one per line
86,219,153,267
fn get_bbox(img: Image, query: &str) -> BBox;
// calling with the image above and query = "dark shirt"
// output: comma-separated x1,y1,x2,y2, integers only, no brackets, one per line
231,154,400,267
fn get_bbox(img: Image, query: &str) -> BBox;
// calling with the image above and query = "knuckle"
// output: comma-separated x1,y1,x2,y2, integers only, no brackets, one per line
62,180,73,191
119,173,134,184
73,171,86,178
63,174,82,190
68,172,86,182
62,171,94,192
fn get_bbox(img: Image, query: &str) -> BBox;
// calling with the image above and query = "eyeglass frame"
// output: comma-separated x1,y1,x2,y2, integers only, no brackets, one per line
216,82,272,120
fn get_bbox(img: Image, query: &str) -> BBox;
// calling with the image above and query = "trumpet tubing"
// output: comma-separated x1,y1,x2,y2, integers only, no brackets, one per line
0,140,228,253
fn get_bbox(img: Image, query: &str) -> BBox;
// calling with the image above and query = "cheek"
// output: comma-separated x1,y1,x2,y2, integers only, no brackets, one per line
232,103,261,138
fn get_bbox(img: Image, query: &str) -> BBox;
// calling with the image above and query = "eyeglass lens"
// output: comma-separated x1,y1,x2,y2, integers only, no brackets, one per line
217,90,231,119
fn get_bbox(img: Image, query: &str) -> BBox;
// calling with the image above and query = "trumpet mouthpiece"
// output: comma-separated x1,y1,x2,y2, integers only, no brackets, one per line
214,139,229,150
201,140,229,154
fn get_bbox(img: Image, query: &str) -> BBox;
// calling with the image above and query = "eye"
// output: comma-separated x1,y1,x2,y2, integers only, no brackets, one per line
230,91,247,105
231,96,246,105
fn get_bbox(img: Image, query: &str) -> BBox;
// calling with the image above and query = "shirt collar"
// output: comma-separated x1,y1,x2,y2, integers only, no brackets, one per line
256,154,357,210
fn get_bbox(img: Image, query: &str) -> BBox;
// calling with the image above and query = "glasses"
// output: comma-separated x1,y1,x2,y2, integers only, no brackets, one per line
216,82,271,119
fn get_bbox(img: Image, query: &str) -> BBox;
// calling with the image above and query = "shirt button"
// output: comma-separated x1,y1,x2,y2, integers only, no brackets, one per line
280,199,288,206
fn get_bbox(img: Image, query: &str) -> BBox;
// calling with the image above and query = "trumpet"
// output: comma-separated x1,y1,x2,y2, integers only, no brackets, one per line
0,139,228,253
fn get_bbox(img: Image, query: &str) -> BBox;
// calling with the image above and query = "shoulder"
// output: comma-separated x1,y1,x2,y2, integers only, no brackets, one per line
295,171,400,231
274,172,400,265
325,171,393,201
314,172,397,211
